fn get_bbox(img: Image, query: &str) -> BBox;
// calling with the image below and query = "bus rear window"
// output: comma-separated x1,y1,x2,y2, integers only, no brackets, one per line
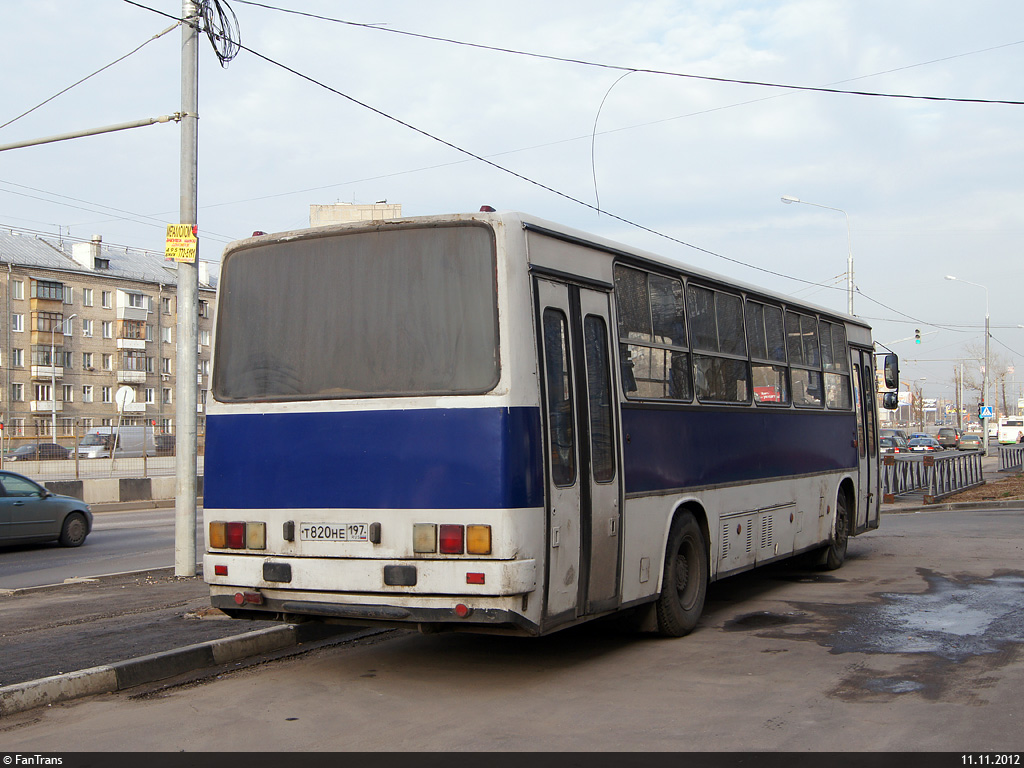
213,224,499,401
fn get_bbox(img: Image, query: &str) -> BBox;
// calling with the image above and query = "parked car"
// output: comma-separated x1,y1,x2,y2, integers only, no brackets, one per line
959,434,983,451
908,437,942,452
3,443,71,462
936,427,962,449
0,470,93,547
880,436,907,454
155,434,176,456
880,428,910,443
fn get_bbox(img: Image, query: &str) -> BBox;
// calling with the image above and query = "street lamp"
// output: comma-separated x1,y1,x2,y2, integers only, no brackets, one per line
51,313,76,439
781,195,854,315
945,275,990,456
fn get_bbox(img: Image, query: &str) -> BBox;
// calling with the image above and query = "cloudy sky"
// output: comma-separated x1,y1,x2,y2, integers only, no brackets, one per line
2,0,1023,405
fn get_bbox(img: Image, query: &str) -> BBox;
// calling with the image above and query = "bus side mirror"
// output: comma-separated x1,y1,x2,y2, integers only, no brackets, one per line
883,354,899,390
882,391,899,411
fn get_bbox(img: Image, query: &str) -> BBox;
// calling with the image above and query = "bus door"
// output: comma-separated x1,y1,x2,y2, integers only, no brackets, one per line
535,278,622,624
851,350,880,532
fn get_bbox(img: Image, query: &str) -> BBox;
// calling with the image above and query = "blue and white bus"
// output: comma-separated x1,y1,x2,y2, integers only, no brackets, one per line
204,211,899,637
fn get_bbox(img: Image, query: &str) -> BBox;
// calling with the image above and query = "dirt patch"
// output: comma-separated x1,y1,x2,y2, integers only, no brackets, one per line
945,472,1024,502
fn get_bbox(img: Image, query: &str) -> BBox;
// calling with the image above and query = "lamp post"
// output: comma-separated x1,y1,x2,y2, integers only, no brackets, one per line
781,195,854,315
51,313,76,439
945,275,990,456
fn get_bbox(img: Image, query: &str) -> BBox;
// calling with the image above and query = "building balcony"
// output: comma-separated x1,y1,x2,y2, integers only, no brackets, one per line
30,400,62,413
116,305,148,322
117,370,147,384
31,365,63,380
116,338,146,350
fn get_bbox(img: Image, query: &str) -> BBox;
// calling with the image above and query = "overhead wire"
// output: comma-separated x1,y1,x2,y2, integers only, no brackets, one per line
0,22,181,131
120,0,1013,332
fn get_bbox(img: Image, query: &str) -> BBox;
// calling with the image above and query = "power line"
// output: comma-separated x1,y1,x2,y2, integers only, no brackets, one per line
0,22,181,132
231,0,1024,107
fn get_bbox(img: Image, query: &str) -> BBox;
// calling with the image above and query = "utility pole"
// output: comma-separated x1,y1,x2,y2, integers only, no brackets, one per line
176,0,200,577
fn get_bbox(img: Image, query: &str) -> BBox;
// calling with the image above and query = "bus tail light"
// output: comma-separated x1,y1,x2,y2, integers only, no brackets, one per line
209,521,266,550
439,524,464,554
209,521,227,549
466,525,491,555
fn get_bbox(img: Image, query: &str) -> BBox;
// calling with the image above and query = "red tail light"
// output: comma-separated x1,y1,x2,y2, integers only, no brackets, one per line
439,524,464,554
226,521,246,549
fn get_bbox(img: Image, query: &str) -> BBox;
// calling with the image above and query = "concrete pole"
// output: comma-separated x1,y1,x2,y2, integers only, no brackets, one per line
175,1,200,577
983,310,991,457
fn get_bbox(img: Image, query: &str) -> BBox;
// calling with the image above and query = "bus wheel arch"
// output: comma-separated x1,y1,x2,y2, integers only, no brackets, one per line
654,504,709,637
820,481,854,570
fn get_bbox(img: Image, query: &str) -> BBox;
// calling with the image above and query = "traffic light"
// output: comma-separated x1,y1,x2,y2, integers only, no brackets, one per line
915,329,921,344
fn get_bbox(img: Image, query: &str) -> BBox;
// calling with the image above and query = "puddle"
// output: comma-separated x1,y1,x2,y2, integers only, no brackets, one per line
723,611,808,631
827,572,1024,662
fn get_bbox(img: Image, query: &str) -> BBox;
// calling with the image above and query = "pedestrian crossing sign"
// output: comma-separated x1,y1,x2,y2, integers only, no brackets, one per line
980,405,994,419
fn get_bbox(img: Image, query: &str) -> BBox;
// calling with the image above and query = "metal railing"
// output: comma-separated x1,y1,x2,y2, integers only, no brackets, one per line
882,451,985,504
999,444,1024,472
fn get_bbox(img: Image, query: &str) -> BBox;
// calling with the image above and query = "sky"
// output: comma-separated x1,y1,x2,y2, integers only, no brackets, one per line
2,0,1023,408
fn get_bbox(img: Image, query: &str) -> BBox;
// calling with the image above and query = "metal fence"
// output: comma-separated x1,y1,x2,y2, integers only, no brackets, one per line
999,444,1024,472
0,430,204,481
882,450,985,504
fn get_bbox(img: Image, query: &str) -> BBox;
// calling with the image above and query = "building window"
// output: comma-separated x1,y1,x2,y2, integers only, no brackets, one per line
102,354,113,371
34,311,63,333
102,321,113,339
62,385,74,403
83,288,93,307
12,280,24,300
199,300,209,318
200,329,210,346
101,386,112,404
83,352,94,369
82,418,93,430
161,297,172,314
162,388,172,404
34,384,52,402
82,319,93,337
123,350,145,371
11,313,23,332
32,279,64,300
64,286,73,305
126,292,146,309
145,387,155,404
145,356,155,373
32,346,58,366
101,418,112,427
102,291,112,308
10,418,25,435
62,351,73,368
146,324,154,342
200,359,210,377
11,349,24,367
83,386,94,403
60,417,73,435
11,383,24,401
63,317,73,335
161,326,173,344
119,320,145,339
162,357,172,374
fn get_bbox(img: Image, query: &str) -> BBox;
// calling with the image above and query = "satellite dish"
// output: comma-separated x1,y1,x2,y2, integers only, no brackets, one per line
115,386,136,412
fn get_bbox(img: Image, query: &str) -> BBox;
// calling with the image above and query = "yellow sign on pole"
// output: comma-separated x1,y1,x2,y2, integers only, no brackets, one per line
165,224,198,262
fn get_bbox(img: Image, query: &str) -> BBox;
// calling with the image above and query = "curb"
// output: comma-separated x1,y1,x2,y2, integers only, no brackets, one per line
0,622,363,718
882,499,1024,514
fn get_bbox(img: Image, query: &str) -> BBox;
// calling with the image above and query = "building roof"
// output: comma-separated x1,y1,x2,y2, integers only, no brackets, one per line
0,228,217,289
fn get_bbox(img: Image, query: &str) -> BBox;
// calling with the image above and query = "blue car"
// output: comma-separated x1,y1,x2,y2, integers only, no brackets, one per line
0,470,93,547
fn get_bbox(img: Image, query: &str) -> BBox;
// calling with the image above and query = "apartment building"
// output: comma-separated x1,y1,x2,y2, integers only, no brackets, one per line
0,228,217,439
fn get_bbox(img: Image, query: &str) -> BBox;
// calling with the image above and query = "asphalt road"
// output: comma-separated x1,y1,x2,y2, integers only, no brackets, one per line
2,506,1023,752
0,507,203,590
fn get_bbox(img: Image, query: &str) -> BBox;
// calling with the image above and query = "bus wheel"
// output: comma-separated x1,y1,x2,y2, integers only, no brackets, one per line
821,491,850,571
655,511,708,637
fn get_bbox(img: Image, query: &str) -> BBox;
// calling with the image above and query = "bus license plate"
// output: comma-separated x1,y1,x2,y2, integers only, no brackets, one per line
299,523,369,542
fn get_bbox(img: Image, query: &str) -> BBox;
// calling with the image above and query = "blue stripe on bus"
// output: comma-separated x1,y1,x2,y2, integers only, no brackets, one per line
621,407,858,495
203,407,545,510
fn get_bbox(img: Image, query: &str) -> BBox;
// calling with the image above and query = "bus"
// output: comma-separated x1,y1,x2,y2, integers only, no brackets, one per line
998,416,1024,444
204,211,899,637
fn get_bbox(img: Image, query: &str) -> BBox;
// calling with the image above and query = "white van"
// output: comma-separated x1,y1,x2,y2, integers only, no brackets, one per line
77,426,157,459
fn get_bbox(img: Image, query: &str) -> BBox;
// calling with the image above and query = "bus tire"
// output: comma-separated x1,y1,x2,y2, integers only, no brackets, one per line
821,491,850,570
58,512,88,548
655,511,708,637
